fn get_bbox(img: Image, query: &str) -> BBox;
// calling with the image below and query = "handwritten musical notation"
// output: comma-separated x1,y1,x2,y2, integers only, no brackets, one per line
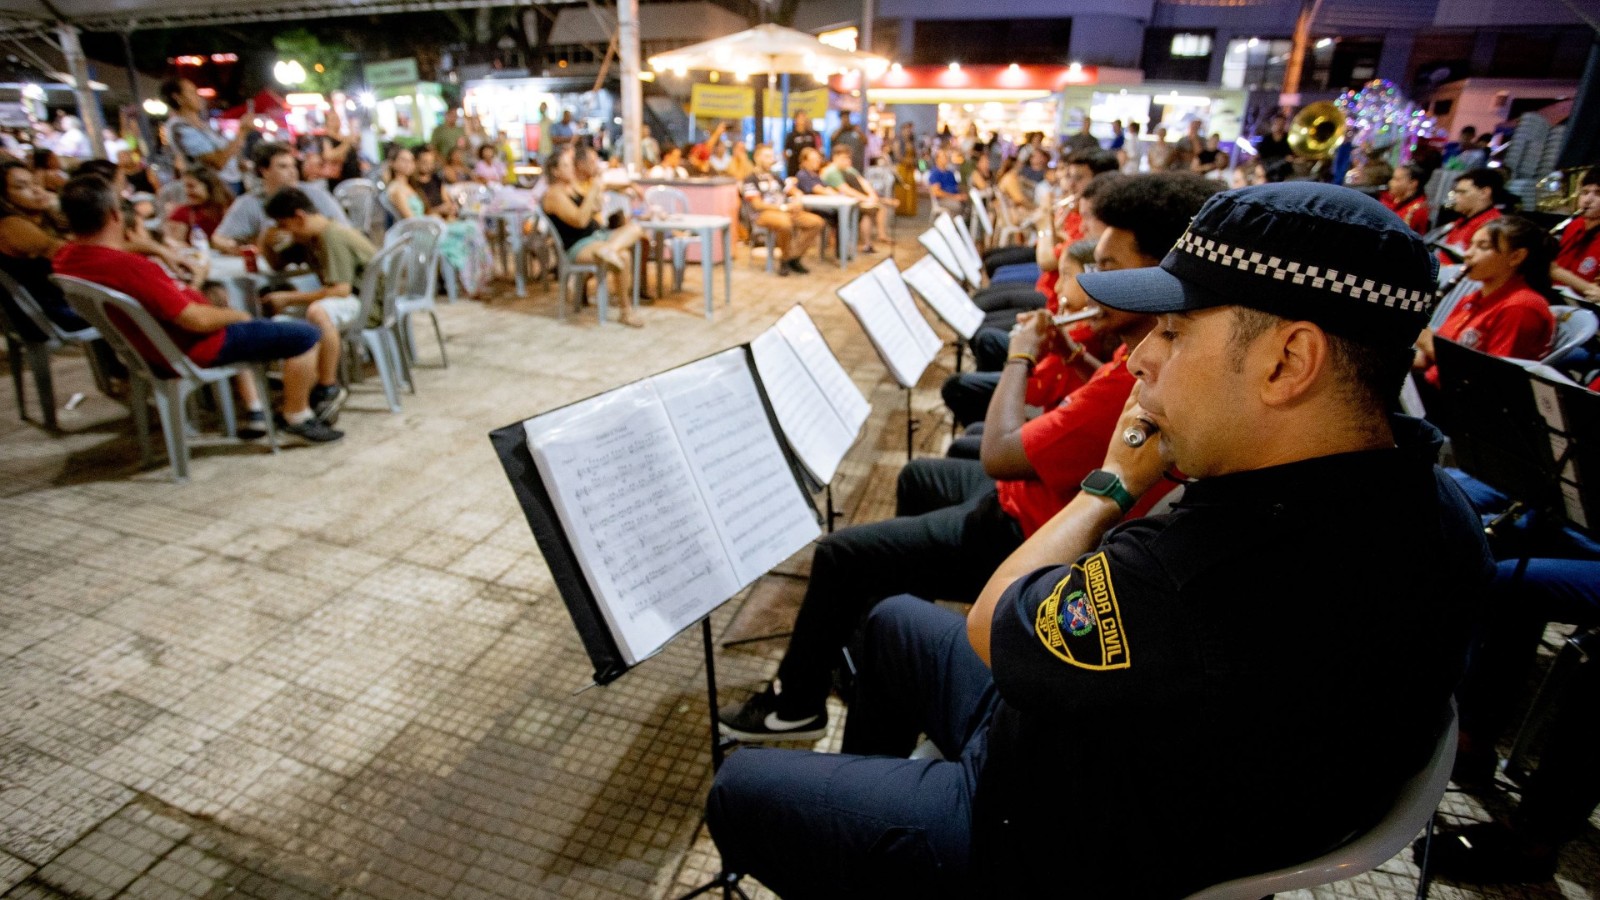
918,228,967,286
904,256,984,340
934,214,985,287
871,260,945,361
523,350,820,665
774,306,871,433
752,318,863,485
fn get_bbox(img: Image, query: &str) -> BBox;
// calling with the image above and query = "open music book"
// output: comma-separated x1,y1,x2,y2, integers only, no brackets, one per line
934,213,985,287
902,255,984,340
750,305,870,485
838,259,944,389
519,348,821,668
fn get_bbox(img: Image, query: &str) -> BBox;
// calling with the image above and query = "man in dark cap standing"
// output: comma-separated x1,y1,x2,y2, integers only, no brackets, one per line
706,183,1492,898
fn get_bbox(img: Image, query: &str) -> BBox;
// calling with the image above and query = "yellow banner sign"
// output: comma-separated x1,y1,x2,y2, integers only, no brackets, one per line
762,88,829,120
690,83,754,119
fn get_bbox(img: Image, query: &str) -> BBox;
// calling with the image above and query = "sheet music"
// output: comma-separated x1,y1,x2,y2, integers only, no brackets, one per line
653,350,821,588
936,214,984,287
952,215,983,273
773,305,871,433
751,329,855,484
903,255,984,339
918,229,968,286
838,274,926,389
870,260,945,360
524,382,740,665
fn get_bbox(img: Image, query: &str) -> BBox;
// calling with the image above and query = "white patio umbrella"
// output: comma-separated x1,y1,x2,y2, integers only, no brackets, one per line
648,24,889,140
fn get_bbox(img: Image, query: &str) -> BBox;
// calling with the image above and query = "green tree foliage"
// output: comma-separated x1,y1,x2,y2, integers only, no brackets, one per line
272,28,353,94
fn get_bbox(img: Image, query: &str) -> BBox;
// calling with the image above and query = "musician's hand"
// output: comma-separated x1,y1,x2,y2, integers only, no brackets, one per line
1584,283,1600,303
1101,384,1168,500
1008,309,1053,360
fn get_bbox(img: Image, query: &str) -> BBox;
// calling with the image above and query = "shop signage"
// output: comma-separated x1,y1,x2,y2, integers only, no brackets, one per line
365,58,420,88
762,88,828,119
690,83,754,119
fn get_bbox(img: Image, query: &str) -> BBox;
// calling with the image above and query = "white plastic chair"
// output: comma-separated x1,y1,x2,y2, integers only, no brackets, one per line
383,217,450,371
52,274,279,482
342,238,412,412
1543,305,1598,366
1185,701,1458,900
969,190,994,248
645,186,691,294
0,269,111,429
993,191,1037,247
334,180,383,246
534,208,614,324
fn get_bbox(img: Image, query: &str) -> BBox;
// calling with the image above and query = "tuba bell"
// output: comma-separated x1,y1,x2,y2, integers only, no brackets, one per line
1287,102,1347,160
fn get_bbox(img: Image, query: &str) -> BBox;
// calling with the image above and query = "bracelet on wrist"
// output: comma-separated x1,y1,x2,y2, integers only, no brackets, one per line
1007,352,1036,372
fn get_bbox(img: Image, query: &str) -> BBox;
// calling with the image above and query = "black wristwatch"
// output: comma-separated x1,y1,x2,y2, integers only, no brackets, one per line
1080,469,1135,514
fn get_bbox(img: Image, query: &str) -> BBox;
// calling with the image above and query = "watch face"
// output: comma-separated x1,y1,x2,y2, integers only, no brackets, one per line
1083,470,1117,493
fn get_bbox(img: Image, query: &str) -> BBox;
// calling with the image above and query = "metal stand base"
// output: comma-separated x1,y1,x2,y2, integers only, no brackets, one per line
677,618,751,900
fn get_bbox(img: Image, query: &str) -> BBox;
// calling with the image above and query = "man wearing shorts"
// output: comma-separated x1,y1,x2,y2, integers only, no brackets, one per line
53,174,342,443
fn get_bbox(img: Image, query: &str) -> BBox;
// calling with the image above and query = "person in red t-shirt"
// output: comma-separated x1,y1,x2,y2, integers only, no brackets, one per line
1552,168,1600,303
161,168,232,245
51,174,343,444
1437,167,1505,266
1381,163,1430,234
717,173,1212,743
1417,215,1557,392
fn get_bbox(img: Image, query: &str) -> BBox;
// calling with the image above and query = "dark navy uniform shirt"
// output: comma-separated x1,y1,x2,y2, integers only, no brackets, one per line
974,417,1491,898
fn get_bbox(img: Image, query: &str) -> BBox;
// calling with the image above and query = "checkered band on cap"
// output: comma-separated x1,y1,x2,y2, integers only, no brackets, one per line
1173,230,1432,314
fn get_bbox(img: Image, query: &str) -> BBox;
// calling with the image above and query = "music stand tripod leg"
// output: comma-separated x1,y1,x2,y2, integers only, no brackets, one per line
679,617,753,900
905,388,918,462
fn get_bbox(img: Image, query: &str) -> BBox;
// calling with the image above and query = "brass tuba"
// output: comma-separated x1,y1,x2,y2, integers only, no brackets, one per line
1287,101,1347,160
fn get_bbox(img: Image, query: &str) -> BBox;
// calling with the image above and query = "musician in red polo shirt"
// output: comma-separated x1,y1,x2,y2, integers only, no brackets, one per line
1382,163,1430,234
1552,168,1600,302
1416,216,1556,389
1437,168,1505,266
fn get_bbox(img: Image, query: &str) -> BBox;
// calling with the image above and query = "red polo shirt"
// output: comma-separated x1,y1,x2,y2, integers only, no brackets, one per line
1555,217,1600,284
1438,207,1501,266
997,345,1178,536
1426,276,1554,387
1382,192,1429,234
52,242,226,368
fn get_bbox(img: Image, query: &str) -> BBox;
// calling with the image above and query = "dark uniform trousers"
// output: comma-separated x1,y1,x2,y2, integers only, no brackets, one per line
709,596,994,899
771,458,1023,714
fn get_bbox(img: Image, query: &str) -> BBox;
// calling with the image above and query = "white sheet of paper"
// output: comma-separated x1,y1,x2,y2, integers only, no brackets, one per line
903,255,984,339
936,214,984,287
751,328,856,484
653,349,821,588
524,382,740,665
870,260,944,361
918,228,968,286
838,273,926,389
773,305,871,433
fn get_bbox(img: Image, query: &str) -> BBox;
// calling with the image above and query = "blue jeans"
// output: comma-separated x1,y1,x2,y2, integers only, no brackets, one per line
708,597,997,899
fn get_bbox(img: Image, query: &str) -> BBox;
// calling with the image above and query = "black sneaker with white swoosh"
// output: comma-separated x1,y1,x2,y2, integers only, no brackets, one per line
718,683,827,743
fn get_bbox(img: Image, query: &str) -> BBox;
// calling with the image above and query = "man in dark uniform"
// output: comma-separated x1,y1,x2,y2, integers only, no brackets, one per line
706,183,1492,897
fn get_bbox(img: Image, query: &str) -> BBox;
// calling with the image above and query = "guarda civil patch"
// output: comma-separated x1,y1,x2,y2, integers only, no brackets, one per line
1034,552,1130,670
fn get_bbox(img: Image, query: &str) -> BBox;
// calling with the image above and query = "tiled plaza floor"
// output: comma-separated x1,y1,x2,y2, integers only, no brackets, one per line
2,226,1597,899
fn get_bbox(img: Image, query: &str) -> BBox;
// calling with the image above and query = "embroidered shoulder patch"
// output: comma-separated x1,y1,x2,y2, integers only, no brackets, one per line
1034,552,1130,670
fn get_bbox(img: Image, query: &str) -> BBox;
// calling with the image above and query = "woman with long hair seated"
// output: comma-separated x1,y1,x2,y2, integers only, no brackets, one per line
162,168,234,245
541,145,644,327
1415,215,1557,391
386,146,494,298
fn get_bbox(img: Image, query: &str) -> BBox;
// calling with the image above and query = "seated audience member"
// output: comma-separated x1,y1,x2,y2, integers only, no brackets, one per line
792,146,831,196
542,146,644,326
214,143,349,253
117,149,159,194
708,182,1488,898
387,147,493,297
162,168,233,244
75,159,208,279
1436,167,1506,266
966,152,993,195
1415,216,1556,392
821,144,893,254
741,144,823,277
260,186,374,421
927,148,965,217
440,146,471,184
472,144,507,185
411,147,452,214
1551,167,1600,302
53,175,342,443
31,148,67,193
648,146,689,181
0,160,93,336
1382,163,1430,234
